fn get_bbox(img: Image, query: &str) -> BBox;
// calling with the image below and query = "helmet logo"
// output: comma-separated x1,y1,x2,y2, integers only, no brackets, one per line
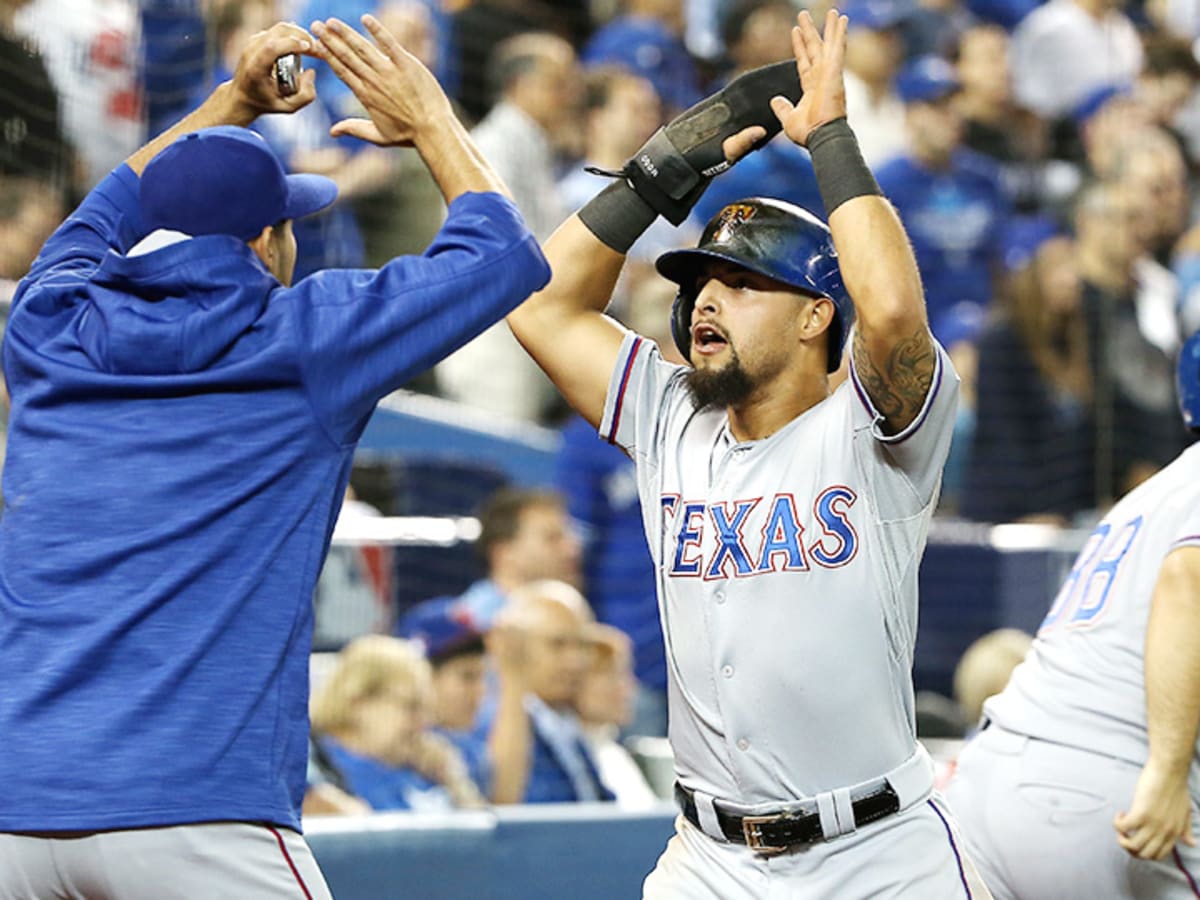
712,203,757,243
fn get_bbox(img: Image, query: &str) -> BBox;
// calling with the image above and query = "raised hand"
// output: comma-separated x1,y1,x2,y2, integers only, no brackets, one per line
230,23,318,117
770,9,849,147
310,15,452,147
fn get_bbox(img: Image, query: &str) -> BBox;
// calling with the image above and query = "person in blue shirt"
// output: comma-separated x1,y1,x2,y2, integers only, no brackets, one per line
875,55,1012,343
310,635,485,812
396,594,493,793
486,580,616,804
0,17,548,899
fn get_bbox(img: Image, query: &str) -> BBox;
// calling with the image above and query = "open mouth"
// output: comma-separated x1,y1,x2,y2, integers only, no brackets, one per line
692,322,729,354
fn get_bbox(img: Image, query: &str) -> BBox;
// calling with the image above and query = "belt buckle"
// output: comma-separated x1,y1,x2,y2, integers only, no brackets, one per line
741,812,789,855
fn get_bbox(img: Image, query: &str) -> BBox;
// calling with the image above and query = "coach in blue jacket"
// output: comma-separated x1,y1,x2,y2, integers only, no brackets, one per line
0,17,548,899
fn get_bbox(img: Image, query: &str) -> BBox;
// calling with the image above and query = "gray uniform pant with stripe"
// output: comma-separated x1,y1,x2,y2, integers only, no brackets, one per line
0,822,332,899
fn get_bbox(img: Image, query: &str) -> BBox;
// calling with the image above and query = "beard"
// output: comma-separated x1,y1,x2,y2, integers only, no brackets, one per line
685,349,756,410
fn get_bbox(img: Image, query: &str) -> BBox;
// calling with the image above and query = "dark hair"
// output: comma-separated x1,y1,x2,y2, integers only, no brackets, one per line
476,487,565,562
1142,34,1200,80
719,0,797,56
486,32,566,100
584,65,636,115
431,634,487,667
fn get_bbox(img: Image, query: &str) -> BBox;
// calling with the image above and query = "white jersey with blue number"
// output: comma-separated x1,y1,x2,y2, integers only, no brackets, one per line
986,442,1200,771
599,332,959,804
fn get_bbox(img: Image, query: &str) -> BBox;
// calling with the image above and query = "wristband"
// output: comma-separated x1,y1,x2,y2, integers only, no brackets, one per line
807,118,882,216
577,179,658,254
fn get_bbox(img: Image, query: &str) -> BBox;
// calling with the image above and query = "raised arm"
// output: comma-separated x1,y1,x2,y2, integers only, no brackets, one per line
1113,545,1200,860
508,62,798,427
770,10,933,434
127,23,319,176
309,15,510,205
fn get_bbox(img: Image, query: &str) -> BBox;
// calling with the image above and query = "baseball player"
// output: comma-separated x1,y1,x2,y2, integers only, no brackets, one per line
508,10,987,898
0,17,547,899
944,333,1200,897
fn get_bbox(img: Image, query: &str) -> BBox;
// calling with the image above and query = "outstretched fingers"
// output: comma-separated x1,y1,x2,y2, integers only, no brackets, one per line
361,13,413,67
311,19,370,94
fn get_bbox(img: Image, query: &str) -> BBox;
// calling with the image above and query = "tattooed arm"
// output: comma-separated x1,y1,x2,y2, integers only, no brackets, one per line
832,193,934,435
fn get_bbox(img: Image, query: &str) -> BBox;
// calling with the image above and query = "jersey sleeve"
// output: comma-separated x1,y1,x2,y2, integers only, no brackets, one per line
287,191,551,445
20,165,148,298
847,333,960,506
597,333,685,459
1168,505,1200,551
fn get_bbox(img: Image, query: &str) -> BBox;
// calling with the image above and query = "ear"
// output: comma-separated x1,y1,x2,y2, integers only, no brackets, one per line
799,296,835,341
246,224,274,266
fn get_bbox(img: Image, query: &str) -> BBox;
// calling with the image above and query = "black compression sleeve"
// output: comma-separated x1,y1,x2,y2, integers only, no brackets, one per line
807,118,882,216
577,180,658,254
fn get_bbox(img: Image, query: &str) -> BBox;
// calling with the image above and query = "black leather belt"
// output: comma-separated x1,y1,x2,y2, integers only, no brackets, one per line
674,781,900,851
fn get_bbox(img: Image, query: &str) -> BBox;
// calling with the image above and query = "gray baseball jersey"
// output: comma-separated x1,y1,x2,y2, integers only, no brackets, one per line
985,440,1200,777
599,331,959,804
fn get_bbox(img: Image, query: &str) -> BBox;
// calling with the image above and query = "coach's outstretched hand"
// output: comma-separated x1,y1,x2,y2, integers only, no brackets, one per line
311,15,450,148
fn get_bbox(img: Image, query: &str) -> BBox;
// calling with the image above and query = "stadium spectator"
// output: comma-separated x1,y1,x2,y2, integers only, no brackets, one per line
840,0,908,167
576,624,660,807
450,0,587,123
1136,34,1200,162
0,15,549,894
140,0,207,137
436,32,582,422
13,0,142,191
310,635,486,811
1075,181,1187,504
877,55,1011,340
1008,0,1143,123
950,22,1079,216
932,301,984,514
486,580,615,803
1113,128,1192,270
962,218,1096,523
582,0,703,115
395,594,492,792
0,0,72,191
455,487,583,629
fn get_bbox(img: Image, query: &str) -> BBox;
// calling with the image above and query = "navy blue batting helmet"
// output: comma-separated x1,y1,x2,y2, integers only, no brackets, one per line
656,198,854,373
1178,329,1200,431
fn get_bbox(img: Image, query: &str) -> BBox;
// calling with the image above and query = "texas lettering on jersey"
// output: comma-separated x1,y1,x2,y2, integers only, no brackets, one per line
662,486,859,580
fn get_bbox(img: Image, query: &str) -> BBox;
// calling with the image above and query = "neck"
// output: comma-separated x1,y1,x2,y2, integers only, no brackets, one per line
957,93,1007,123
725,373,830,442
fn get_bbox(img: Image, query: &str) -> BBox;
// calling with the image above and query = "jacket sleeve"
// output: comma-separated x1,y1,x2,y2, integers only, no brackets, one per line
290,191,551,445
20,166,148,297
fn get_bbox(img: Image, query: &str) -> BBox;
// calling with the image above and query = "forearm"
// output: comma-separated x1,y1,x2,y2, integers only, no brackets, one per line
413,117,512,204
1144,546,1200,777
810,119,924,331
126,81,254,176
487,682,532,804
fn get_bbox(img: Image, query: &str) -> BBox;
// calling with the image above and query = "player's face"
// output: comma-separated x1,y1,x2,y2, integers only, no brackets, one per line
431,653,487,731
685,262,811,406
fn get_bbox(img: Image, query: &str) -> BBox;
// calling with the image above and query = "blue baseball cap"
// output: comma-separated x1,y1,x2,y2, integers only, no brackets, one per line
396,596,487,664
999,214,1062,272
896,56,961,104
843,0,908,31
139,126,338,242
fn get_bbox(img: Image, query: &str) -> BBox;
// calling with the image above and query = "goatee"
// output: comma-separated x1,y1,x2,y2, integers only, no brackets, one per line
685,352,755,410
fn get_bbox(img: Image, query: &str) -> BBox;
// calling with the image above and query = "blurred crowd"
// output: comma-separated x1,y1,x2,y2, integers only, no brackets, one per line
4,0,1200,815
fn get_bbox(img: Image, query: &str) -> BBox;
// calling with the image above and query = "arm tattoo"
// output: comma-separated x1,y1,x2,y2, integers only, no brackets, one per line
852,325,936,434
